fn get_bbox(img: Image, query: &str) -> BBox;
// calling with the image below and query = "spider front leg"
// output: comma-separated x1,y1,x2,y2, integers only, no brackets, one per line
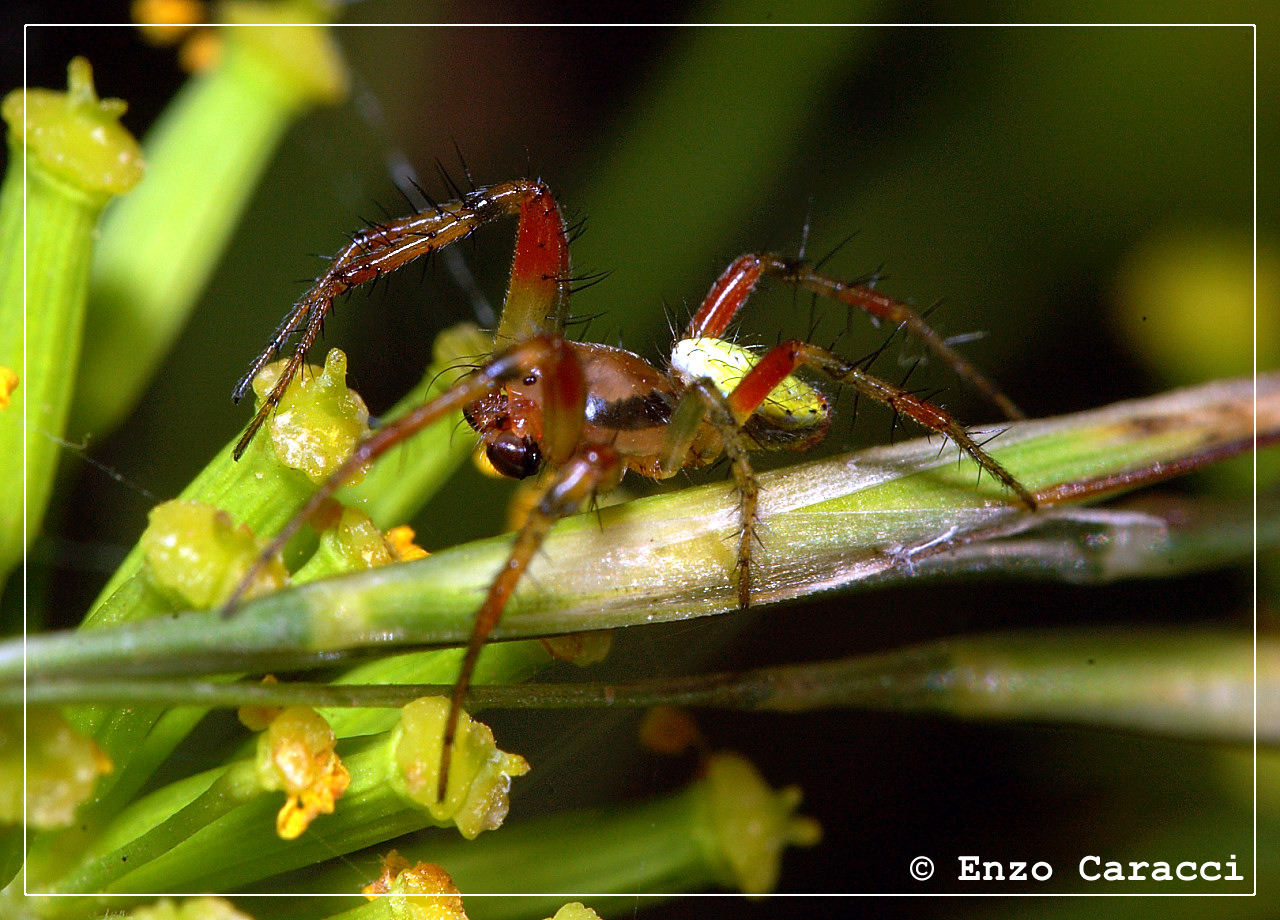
657,380,761,608
729,340,1040,509
438,440,623,801
232,178,571,459
221,334,583,615
689,253,1027,422
223,333,604,804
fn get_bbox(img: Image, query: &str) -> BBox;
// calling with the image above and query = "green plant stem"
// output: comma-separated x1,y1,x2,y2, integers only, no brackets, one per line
61,422,323,838
14,629,1270,745
318,642,553,740
74,9,347,436
322,791,706,920
68,323,485,825
6,375,1272,688
0,59,143,580
44,725,518,907
35,760,260,900
248,752,816,920
84,429,318,625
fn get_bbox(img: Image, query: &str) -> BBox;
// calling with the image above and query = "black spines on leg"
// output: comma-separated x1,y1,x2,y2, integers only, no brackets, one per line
563,268,613,296
452,139,477,192
887,357,925,444
391,178,420,212
565,214,590,246
811,231,860,274
408,177,447,217
435,158,467,201
461,185,502,224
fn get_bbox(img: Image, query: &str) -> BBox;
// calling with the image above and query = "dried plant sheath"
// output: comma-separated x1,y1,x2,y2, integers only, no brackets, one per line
6,374,1273,685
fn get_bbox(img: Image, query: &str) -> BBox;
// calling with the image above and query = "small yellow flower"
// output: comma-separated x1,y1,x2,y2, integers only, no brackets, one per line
132,0,206,44
540,630,612,667
254,707,350,840
698,752,822,894
141,500,287,608
546,905,604,920
390,697,529,839
0,706,113,828
252,349,370,485
125,896,255,920
178,28,223,72
362,852,468,920
385,524,429,562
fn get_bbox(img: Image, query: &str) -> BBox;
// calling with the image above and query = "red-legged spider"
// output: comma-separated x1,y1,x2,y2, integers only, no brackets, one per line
228,178,1039,798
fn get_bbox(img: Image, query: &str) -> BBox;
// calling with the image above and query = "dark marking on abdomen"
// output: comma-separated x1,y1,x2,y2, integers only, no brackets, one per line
585,391,676,430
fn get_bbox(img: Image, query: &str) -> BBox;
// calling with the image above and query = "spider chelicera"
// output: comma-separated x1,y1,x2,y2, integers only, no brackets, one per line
228,178,1039,798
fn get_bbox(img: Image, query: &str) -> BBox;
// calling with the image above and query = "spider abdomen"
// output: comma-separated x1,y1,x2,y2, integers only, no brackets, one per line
670,337,830,449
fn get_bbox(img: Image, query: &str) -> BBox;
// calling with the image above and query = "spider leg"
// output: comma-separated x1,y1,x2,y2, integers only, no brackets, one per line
727,339,1039,510
438,440,623,801
657,380,759,608
686,253,1026,421
224,333,596,804
233,179,570,459
220,334,577,616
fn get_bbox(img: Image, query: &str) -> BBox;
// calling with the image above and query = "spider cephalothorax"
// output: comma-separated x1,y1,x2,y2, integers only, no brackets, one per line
228,177,1038,798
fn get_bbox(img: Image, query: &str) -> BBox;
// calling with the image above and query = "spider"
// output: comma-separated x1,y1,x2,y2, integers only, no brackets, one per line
228,178,1039,799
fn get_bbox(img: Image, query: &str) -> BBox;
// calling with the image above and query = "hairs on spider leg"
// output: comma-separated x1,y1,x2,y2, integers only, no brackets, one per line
812,230,861,275
659,302,681,348
389,178,420,213
563,309,608,332
450,139,477,192
354,214,384,237
565,270,613,297
563,212,590,244
920,297,945,326
916,385,949,405
897,355,924,392
840,319,902,372
974,429,1009,452
403,177,446,217
434,158,466,201
884,356,928,445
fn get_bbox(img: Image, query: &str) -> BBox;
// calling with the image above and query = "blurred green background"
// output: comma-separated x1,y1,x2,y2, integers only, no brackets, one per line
13,3,1273,914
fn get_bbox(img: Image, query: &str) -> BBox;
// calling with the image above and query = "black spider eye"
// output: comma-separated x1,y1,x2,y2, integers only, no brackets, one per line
486,432,543,480
522,373,539,386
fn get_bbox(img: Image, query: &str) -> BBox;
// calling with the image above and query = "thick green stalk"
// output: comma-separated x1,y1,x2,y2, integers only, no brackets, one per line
33,761,260,898
255,752,819,920
15,629,1270,746
68,325,497,800
40,701,529,911
0,58,143,579
7,375,1272,687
